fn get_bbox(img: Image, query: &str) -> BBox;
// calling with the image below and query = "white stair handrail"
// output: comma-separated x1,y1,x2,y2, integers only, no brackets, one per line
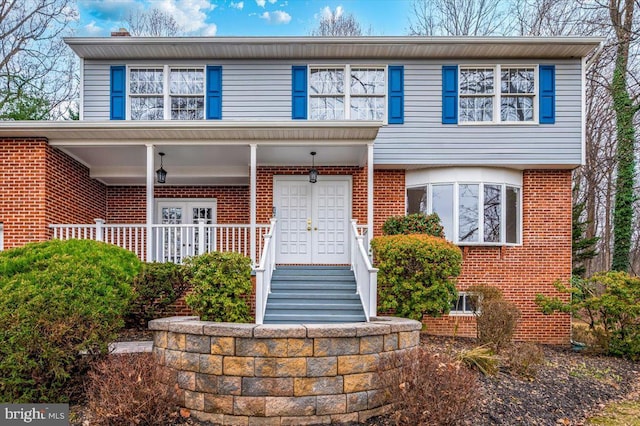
255,218,277,325
350,220,378,321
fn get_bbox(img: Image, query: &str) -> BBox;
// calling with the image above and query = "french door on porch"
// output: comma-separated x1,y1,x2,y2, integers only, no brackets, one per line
156,199,217,262
274,176,351,264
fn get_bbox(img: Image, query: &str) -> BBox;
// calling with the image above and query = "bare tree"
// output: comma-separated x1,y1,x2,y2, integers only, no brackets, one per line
0,0,77,119
310,8,370,36
123,8,183,37
408,0,511,36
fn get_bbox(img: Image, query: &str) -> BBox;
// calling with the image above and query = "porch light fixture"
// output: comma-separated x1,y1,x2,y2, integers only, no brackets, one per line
309,152,318,183
156,152,167,184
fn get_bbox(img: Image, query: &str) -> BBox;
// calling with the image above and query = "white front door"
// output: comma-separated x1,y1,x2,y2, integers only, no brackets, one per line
275,177,351,264
156,199,217,262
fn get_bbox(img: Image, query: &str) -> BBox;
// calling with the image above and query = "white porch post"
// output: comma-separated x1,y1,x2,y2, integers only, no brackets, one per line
367,143,374,245
250,144,257,265
145,144,154,262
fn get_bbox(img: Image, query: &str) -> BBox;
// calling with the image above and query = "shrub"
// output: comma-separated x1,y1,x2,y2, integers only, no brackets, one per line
457,345,499,376
0,239,140,402
469,285,521,352
86,353,176,425
504,342,545,378
536,271,640,360
185,251,253,322
126,262,189,328
371,234,462,320
379,347,479,426
382,212,445,237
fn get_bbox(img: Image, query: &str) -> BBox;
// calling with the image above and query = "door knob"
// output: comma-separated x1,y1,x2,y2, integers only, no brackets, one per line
307,219,312,231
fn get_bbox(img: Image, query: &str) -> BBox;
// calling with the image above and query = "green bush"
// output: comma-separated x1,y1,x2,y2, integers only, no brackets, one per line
536,271,640,360
0,239,140,402
185,252,253,322
126,262,189,328
371,234,462,320
382,212,445,237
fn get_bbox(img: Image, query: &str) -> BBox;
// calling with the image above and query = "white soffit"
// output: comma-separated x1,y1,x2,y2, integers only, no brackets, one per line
64,36,603,60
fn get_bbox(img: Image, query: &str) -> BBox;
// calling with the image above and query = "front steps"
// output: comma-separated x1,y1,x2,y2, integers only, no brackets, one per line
263,266,367,324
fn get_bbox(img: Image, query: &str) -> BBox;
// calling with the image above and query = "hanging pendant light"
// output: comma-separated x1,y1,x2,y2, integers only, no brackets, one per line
156,152,167,184
309,151,318,183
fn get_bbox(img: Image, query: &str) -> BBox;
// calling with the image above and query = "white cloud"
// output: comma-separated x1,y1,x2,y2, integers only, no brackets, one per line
319,5,343,20
260,10,291,24
154,0,217,34
256,0,266,7
202,23,218,36
230,1,244,9
84,20,103,35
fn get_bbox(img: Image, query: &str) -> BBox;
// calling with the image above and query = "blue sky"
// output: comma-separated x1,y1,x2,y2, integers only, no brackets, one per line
76,0,415,37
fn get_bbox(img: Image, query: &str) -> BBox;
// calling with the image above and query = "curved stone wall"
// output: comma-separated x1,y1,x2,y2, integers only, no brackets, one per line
149,316,421,425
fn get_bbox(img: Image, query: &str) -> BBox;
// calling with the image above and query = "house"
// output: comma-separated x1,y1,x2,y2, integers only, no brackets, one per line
0,35,601,343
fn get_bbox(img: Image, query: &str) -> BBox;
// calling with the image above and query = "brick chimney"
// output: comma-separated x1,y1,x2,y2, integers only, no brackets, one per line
111,28,131,37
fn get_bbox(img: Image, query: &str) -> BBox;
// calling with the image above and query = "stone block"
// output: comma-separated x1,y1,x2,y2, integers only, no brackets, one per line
286,338,313,357
167,332,185,350
234,396,266,416
222,414,249,426
242,377,294,397
236,338,288,357
224,357,255,376
346,391,368,412
280,416,331,425
354,323,391,337
219,376,242,395
358,404,392,423
181,352,200,372
177,371,196,391
186,334,211,353
343,372,378,393
203,323,255,337
316,395,346,415
204,394,233,414
148,316,199,331
195,373,219,393
254,358,306,378
398,331,420,349
293,376,343,396
367,389,389,409
184,390,205,411
359,335,384,354
306,357,337,377
253,324,306,338
305,324,357,338
169,320,209,334
313,337,359,356
337,354,379,375
165,349,182,369
383,333,398,351
264,396,316,417
190,410,223,424
211,336,236,355
330,413,359,424
152,347,165,366
153,331,168,348
199,354,223,375
248,417,282,426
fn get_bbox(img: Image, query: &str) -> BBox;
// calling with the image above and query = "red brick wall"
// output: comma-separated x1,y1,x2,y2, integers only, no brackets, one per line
373,170,405,236
0,139,107,248
106,186,249,224
421,169,573,344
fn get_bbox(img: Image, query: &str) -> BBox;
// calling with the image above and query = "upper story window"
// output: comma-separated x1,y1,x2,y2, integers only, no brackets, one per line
129,66,205,120
309,65,385,121
459,66,536,124
406,168,522,246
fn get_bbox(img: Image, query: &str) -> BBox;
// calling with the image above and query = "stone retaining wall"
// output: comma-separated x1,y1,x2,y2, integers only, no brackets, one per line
149,316,422,425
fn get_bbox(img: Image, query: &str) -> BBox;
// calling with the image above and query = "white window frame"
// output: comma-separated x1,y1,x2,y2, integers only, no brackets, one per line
308,64,387,123
406,168,523,246
458,64,538,125
127,65,206,121
155,198,218,224
449,292,479,316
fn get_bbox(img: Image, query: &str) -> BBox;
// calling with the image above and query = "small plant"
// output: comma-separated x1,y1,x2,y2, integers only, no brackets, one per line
457,345,499,376
86,353,177,425
504,342,545,379
382,212,445,237
0,239,140,402
469,285,521,352
126,262,189,328
185,251,253,322
371,234,462,320
379,347,479,426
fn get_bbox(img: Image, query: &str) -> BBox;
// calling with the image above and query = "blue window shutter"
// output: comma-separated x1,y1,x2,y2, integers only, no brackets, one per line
388,65,404,124
539,65,555,124
291,65,307,120
442,65,458,124
110,66,126,120
206,66,222,120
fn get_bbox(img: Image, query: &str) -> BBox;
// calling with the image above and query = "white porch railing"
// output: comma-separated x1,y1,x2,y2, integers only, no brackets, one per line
0,222,4,251
50,219,270,264
350,220,378,321
254,218,277,325
355,224,370,258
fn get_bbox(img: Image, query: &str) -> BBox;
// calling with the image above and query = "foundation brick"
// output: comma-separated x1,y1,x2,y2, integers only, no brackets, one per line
204,394,234,414
224,357,255,377
294,377,344,396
